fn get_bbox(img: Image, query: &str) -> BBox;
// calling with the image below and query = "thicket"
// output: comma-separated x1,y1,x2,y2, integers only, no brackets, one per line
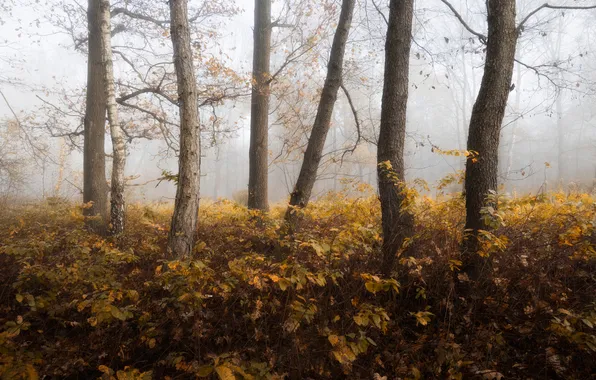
1,184,595,379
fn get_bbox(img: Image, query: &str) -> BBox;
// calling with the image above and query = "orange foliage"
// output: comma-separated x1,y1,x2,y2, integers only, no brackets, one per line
0,186,595,378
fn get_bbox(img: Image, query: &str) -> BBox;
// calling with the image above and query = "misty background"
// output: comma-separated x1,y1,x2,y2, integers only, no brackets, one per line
2,0,596,204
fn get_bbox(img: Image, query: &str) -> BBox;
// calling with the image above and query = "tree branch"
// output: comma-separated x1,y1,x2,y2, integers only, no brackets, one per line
117,87,178,106
339,83,363,165
438,0,487,43
518,3,596,32
371,0,388,26
111,7,203,27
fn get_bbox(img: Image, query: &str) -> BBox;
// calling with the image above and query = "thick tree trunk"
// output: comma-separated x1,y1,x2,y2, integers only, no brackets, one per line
285,0,355,220
100,0,126,235
377,0,415,276
167,0,201,258
84,0,109,234
463,0,517,280
248,0,271,211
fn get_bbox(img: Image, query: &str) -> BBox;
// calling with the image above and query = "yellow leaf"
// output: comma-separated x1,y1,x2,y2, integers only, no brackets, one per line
110,305,127,321
196,365,214,377
268,274,280,283
410,366,421,380
215,365,236,380
278,278,291,291
26,364,39,380
328,334,339,346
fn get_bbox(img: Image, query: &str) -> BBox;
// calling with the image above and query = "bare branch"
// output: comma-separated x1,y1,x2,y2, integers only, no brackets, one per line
518,3,596,32
111,7,204,28
117,87,178,106
339,83,363,165
111,7,169,27
438,0,487,43
371,0,388,26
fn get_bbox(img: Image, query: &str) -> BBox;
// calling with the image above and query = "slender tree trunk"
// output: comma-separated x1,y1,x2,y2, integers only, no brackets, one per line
460,37,468,154
333,125,338,191
167,0,201,258
100,0,126,235
213,147,220,199
248,0,271,211
377,0,415,276
556,80,564,185
286,0,355,220
553,16,565,185
506,62,522,178
463,0,517,280
84,0,109,234
54,138,67,196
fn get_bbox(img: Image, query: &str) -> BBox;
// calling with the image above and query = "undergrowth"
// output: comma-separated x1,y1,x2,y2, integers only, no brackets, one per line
0,185,595,379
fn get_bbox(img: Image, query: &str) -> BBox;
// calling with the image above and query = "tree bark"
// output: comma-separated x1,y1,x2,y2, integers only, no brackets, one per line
463,0,517,280
167,0,201,258
248,0,271,211
100,0,126,235
285,0,355,220
377,0,415,276
84,0,109,234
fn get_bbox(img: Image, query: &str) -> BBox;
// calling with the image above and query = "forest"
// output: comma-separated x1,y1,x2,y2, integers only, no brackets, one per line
1,0,596,379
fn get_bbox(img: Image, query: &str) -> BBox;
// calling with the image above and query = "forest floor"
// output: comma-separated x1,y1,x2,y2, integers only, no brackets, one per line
0,186,595,379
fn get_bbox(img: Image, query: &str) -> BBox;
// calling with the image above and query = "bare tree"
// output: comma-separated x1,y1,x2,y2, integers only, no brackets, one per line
167,0,201,258
285,0,355,222
248,0,272,211
462,0,517,280
100,0,126,235
377,0,415,276
440,0,596,281
84,0,109,234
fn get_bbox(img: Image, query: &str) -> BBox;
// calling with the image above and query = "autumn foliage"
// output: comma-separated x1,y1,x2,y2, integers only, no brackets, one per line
1,184,595,379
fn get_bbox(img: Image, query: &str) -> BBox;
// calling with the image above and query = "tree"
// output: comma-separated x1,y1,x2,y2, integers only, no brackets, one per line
447,0,596,281
84,0,109,234
167,0,201,258
248,0,272,211
285,0,355,221
377,0,415,276
462,0,517,280
99,0,126,235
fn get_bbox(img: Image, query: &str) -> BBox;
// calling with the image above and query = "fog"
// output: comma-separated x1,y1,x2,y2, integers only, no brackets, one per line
2,0,596,204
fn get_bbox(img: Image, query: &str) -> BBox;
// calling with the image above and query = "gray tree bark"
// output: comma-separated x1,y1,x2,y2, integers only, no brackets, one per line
248,0,271,211
100,0,126,235
377,0,415,276
84,0,109,234
285,0,355,221
167,0,201,258
463,0,517,280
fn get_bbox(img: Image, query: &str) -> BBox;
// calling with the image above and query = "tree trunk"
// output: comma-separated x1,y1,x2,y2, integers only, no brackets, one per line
506,62,522,179
100,0,126,235
248,0,271,211
377,0,415,276
84,0,109,234
286,0,355,220
556,78,564,185
463,0,517,280
167,0,201,258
